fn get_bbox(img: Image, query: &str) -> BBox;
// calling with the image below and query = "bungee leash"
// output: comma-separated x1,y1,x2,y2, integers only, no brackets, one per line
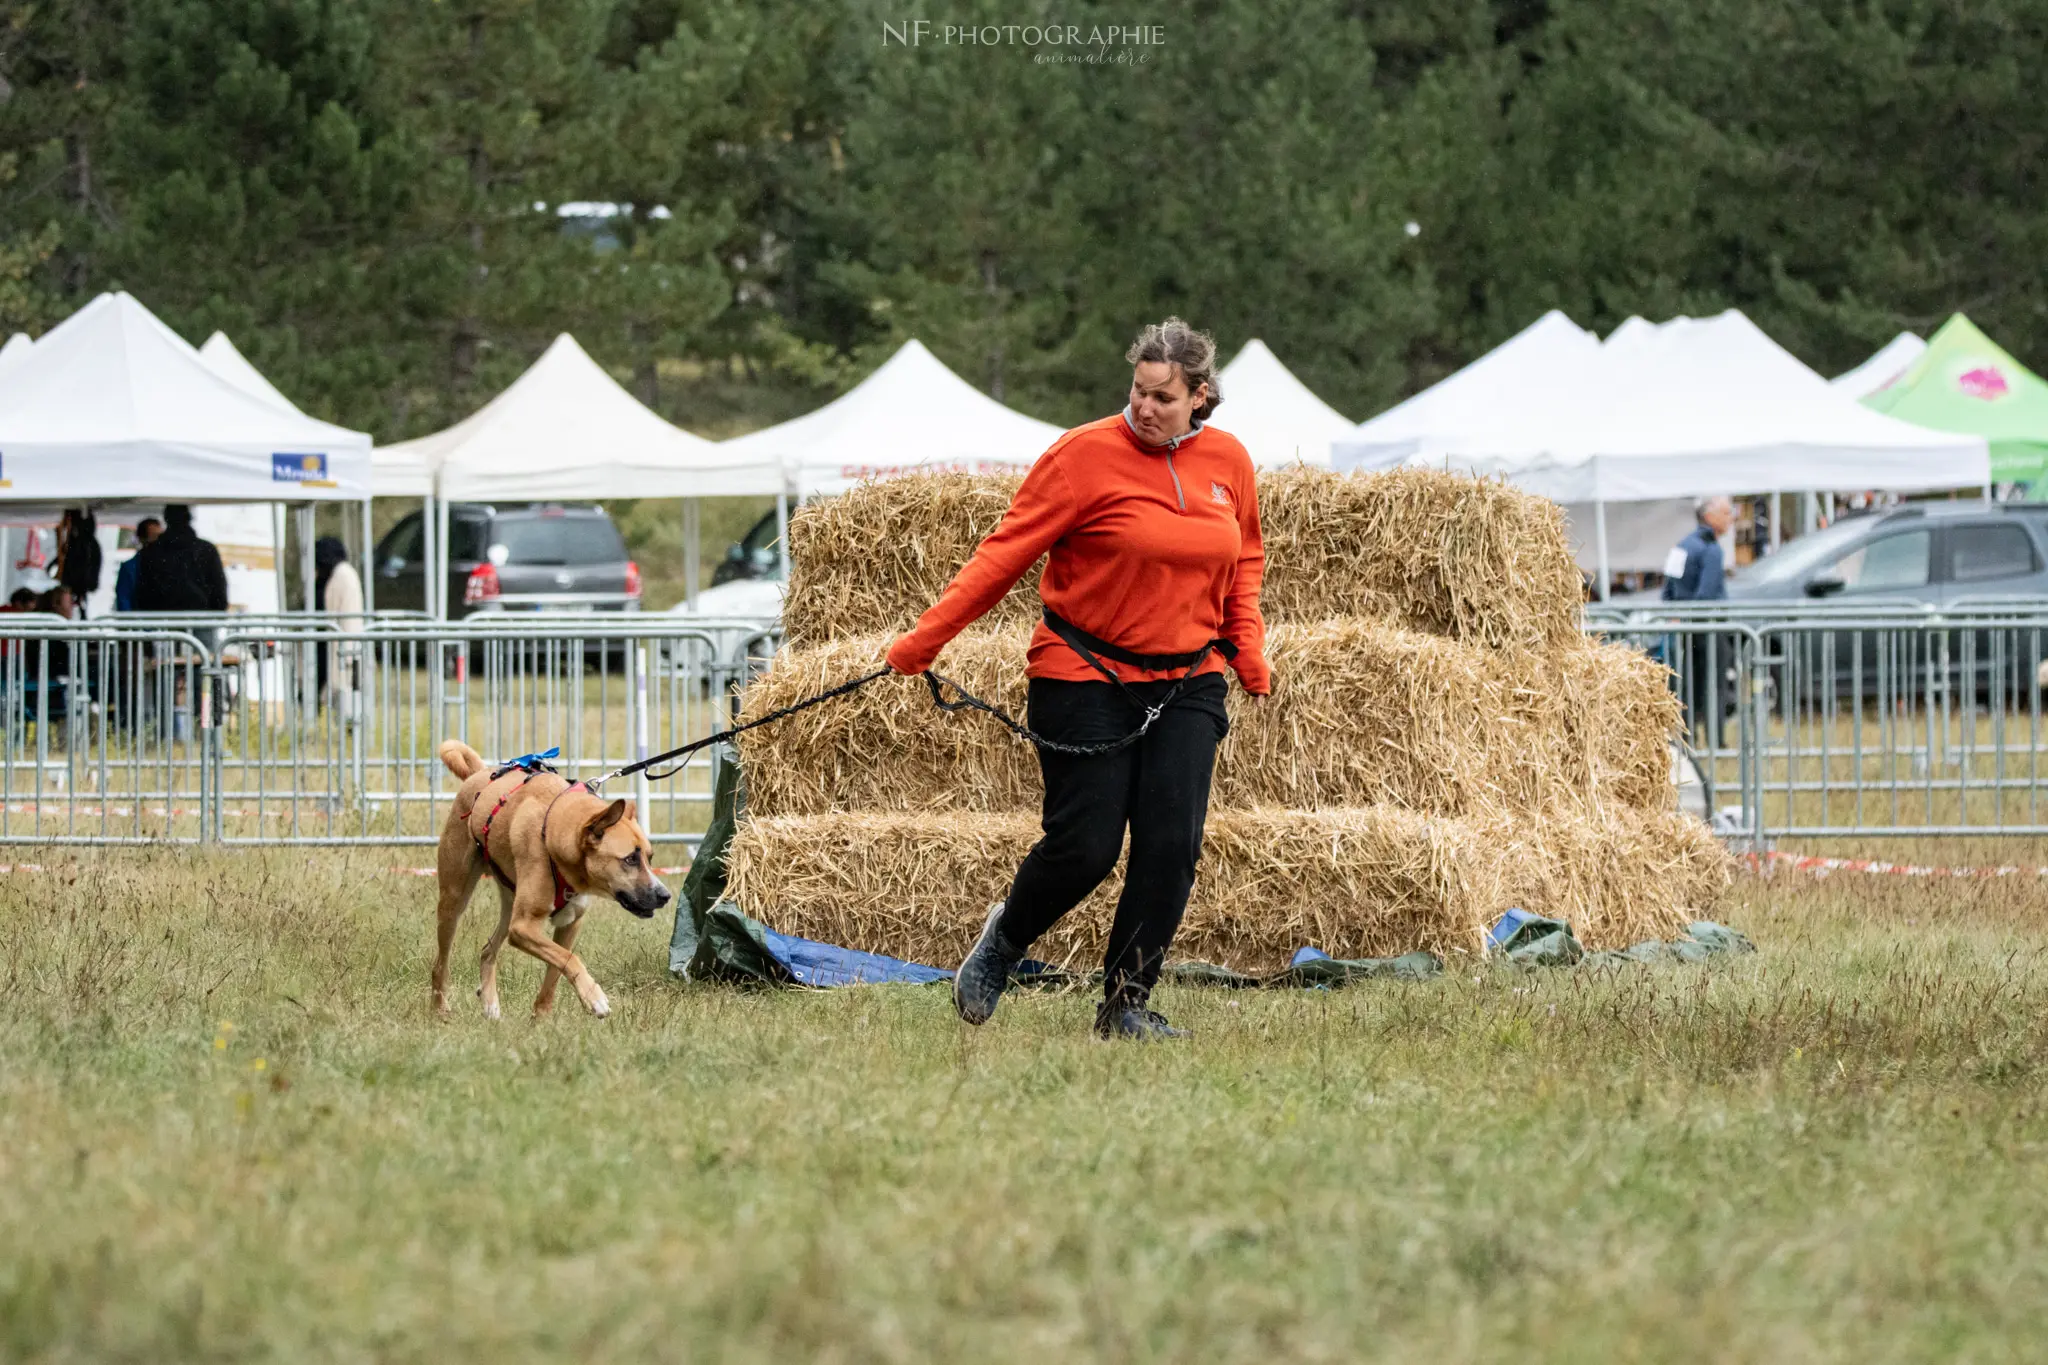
585,634,1230,788
589,665,895,787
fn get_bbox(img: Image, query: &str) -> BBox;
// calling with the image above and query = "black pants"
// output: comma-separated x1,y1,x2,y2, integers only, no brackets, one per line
994,673,1229,1006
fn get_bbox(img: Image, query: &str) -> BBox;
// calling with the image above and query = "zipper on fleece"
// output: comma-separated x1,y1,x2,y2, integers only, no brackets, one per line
1164,450,1186,511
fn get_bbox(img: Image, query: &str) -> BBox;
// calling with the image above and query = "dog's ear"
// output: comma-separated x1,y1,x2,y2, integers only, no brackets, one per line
583,798,629,845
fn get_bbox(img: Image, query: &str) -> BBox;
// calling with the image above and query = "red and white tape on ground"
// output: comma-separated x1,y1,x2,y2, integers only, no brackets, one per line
1745,850,2048,880
1,860,690,877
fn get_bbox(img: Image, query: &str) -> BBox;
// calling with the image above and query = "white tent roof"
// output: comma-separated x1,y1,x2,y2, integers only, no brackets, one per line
1829,331,1927,399
1210,339,1350,469
0,332,32,376
371,444,436,499
199,332,300,413
1332,310,1602,473
1337,310,1987,500
380,333,779,501
719,339,1062,497
0,292,372,502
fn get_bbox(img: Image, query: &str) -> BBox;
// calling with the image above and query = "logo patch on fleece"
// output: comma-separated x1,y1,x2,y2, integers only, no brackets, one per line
1210,481,1231,506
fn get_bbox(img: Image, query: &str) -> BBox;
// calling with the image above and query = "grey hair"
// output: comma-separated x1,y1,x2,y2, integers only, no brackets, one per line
1695,495,1732,517
1126,316,1222,420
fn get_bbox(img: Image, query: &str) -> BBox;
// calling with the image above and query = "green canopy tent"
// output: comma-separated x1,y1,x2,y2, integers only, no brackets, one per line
1863,314,2048,484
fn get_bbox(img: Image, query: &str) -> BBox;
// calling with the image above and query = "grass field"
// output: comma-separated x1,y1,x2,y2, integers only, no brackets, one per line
5,844,2048,1362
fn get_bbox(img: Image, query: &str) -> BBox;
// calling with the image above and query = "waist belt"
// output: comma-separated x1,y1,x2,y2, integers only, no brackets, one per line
1042,607,1236,677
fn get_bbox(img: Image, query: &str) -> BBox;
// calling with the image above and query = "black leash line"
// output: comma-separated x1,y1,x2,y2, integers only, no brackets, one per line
595,666,894,786
594,644,1223,787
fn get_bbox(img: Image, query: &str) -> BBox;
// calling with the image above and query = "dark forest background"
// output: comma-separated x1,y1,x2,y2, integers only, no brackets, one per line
3,1,2039,586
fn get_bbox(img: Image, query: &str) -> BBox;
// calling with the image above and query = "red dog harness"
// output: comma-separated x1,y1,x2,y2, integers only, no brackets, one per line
466,765,585,914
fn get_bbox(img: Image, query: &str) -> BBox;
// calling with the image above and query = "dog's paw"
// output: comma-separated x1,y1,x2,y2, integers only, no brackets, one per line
483,999,502,1022
586,988,611,1019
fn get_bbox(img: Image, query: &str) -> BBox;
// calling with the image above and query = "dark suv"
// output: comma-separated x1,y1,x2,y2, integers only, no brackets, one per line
374,503,641,617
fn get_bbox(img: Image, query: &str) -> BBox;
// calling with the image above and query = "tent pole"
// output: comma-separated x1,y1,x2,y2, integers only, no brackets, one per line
298,504,316,612
420,492,437,618
272,503,288,613
1594,500,1610,602
775,489,790,582
360,498,375,616
683,497,700,609
436,495,452,621
1769,492,1783,551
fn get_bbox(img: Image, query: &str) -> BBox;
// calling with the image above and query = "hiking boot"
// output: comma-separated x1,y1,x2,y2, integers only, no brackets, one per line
953,901,1023,1025
1093,999,1188,1041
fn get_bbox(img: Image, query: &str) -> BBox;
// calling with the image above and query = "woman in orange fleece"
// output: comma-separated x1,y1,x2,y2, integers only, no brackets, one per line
887,318,1271,1040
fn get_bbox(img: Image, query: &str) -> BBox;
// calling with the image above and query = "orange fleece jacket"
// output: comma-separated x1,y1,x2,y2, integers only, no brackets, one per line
886,412,1271,693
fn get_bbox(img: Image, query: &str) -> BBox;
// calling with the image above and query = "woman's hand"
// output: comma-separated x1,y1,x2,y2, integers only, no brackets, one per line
885,634,927,676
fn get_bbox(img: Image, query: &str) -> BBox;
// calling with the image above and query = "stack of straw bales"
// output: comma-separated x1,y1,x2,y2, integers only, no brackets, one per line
730,468,1728,972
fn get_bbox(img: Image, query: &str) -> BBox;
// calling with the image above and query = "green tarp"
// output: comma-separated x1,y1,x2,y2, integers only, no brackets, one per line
1863,313,2048,484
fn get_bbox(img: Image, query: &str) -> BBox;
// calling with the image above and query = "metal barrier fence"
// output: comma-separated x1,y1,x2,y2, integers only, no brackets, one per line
7,603,2048,847
1,614,781,848
1586,599,2048,842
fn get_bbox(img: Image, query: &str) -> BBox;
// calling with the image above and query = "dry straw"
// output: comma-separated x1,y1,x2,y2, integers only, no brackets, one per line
724,804,1728,974
781,466,1585,651
1256,465,1584,652
739,623,1678,820
743,461,1711,973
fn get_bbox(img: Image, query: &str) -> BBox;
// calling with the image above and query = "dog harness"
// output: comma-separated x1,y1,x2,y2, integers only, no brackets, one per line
464,751,581,913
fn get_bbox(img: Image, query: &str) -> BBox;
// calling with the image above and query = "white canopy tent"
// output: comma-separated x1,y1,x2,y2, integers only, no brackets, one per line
0,293,371,502
0,332,31,375
381,333,782,614
1209,339,1350,469
1336,309,1989,595
1426,312,1988,503
0,294,374,615
720,339,1062,499
1334,310,1603,474
1327,311,1687,575
199,332,299,413
1830,331,1927,400
196,329,368,613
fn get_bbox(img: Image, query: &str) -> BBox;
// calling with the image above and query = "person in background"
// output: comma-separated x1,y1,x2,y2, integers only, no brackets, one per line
4,587,35,611
24,586,79,725
55,509,102,616
1661,495,1734,741
314,535,365,714
133,504,228,613
114,517,163,612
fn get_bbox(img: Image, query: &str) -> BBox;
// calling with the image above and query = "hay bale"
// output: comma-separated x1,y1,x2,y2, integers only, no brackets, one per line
725,805,1505,973
780,467,1584,651
738,629,1039,818
1482,807,1731,949
739,622,1680,820
1255,466,1583,652
1560,637,1683,811
783,475,1033,648
723,804,1728,975
740,621,1511,818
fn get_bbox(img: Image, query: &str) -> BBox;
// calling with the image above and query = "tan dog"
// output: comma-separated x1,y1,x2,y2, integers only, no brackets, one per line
432,740,671,1021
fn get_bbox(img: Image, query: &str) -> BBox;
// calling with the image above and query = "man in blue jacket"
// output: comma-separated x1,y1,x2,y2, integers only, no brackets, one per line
1661,496,1735,741
1661,497,1732,602
113,517,162,612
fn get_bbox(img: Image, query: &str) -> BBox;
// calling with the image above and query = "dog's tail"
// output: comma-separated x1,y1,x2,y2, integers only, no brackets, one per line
438,740,485,780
